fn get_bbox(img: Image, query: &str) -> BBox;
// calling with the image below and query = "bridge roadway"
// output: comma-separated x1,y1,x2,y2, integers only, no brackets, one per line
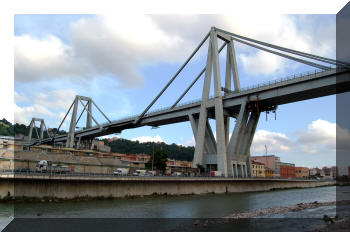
37,67,350,145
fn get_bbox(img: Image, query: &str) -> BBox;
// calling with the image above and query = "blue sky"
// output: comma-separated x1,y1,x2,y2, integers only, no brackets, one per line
13,14,339,168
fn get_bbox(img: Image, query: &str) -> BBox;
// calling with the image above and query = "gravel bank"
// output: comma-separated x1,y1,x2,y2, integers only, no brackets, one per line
225,201,336,218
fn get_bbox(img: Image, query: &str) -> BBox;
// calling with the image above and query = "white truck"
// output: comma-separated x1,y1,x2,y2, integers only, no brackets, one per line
113,168,129,176
132,170,147,176
35,160,70,173
147,170,156,176
172,172,182,176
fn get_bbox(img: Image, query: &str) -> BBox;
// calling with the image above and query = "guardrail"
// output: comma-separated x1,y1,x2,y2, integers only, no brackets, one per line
0,170,333,181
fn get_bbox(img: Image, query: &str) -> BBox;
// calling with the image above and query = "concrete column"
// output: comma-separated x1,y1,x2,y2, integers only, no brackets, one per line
66,97,79,148
28,120,34,141
205,120,217,155
226,100,247,175
235,163,238,178
243,110,261,155
240,164,244,178
189,114,198,139
77,136,81,149
231,161,234,178
224,42,232,148
86,100,92,128
228,40,241,91
224,116,230,147
189,114,209,154
244,164,248,178
39,121,45,139
239,110,258,155
246,157,253,178
211,29,228,177
225,43,232,92
234,110,250,155
192,33,213,168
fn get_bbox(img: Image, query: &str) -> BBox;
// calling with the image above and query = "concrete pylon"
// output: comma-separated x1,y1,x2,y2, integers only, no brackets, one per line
28,118,47,141
192,28,241,177
64,95,110,148
86,100,92,128
191,28,261,177
66,97,79,148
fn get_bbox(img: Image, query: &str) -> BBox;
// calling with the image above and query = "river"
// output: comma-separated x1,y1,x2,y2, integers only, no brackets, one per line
1,185,349,231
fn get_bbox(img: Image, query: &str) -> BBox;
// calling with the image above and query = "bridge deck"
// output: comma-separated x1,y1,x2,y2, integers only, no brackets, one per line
31,67,350,145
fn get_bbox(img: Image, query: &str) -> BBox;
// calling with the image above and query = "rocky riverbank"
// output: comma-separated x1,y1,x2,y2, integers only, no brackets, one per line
225,201,336,218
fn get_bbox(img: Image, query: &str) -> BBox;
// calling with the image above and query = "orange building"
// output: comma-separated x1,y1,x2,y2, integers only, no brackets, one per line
265,167,274,178
280,162,295,178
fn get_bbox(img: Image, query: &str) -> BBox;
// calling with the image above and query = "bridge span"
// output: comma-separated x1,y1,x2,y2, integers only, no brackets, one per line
24,27,350,177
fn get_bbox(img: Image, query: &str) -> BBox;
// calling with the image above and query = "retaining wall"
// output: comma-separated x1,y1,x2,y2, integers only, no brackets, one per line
0,175,335,200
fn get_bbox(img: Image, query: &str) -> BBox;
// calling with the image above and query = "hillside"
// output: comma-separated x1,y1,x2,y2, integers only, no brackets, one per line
104,138,195,161
0,118,14,136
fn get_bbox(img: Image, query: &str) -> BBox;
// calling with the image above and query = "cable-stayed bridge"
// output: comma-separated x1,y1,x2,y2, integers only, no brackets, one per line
24,27,350,177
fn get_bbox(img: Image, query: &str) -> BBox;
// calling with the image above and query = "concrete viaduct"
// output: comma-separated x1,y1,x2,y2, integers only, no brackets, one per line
25,27,350,178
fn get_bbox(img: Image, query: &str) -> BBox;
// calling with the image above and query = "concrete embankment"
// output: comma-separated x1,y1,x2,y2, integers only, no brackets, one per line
0,174,335,200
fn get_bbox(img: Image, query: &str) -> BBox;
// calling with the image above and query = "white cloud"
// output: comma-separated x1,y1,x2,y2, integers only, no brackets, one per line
14,89,77,126
251,129,294,154
14,91,28,102
15,35,87,82
14,15,336,87
296,119,336,153
131,135,165,143
251,119,338,156
239,52,284,75
15,15,189,87
34,89,77,110
14,103,56,125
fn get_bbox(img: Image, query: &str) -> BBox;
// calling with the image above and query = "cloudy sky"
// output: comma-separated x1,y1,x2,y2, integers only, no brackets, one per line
11,14,344,168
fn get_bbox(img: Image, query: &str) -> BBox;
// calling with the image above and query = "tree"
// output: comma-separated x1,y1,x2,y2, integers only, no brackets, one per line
104,138,194,161
145,149,168,173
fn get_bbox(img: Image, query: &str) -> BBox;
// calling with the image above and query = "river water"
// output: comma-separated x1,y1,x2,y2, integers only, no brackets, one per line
1,186,349,231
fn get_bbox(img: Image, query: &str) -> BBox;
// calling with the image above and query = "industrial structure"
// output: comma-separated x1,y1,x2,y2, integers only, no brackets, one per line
23,27,350,177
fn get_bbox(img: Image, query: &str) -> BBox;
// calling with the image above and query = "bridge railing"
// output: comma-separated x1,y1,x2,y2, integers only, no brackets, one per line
238,68,334,92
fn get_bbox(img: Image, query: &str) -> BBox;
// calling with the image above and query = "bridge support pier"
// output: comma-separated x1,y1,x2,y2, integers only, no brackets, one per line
28,118,47,141
191,28,260,177
66,97,79,148
66,96,95,148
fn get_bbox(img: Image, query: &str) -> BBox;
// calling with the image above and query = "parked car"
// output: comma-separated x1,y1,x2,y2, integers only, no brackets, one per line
113,168,129,176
